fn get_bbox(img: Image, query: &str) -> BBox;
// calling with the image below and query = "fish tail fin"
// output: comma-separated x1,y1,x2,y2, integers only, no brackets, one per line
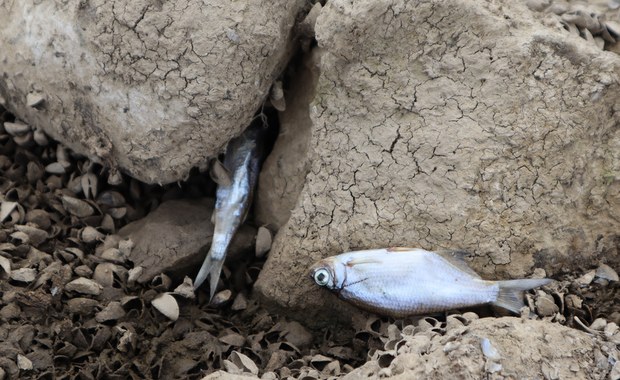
494,278,553,313
194,251,225,302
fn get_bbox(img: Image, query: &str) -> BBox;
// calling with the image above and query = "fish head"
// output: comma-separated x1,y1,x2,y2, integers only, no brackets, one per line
309,257,346,291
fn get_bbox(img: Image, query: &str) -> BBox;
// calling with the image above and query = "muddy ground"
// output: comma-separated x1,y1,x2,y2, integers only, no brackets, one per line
1,105,620,380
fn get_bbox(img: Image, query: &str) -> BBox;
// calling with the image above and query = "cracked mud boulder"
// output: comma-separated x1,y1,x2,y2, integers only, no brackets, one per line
0,0,305,184
255,0,620,325
344,317,620,379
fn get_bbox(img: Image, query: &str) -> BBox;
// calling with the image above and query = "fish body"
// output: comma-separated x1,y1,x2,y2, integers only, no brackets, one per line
310,248,552,317
194,124,267,299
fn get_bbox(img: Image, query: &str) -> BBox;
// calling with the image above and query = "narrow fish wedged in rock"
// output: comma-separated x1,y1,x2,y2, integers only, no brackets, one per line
310,248,553,317
194,123,268,300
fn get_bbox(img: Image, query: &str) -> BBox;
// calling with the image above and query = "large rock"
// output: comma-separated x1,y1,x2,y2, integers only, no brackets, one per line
255,0,620,325
0,0,305,184
255,50,319,229
119,198,255,283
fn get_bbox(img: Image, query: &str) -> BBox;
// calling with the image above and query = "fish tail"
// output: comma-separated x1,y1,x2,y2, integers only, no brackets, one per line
194,250,225,302
494,278,553,313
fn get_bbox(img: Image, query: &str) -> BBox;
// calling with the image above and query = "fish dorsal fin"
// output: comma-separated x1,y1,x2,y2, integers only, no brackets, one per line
386,247,421,253
435,249,481,279
346,258,382,267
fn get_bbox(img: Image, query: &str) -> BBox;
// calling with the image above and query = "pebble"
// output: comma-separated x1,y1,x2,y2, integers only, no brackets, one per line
0,256,11,277
595,264,619,282
231,293,248,311
535,292,559,317
211,289,233,307
101,248,126,264
66,298,100,315
605,322,619,337
576,270,596,286
9,268,37,283
17,354,33,371
3,122,31,136
26,92,45,108
81,226,104,243
127,266,144,284
481,337,501,360
590,318,608,331
95,301,126,323
255,226,272,258
93,263,116,287
173,276,196,299
65,278,103,295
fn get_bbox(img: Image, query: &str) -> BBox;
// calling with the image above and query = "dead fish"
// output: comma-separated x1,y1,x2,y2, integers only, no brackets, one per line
194,123,267,300
310,248,552,317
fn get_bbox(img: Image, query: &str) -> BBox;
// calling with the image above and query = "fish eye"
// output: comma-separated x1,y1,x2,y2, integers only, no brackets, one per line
313,268,331,286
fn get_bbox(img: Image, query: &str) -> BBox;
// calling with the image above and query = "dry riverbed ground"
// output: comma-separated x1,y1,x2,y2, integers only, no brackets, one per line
1,106,620,379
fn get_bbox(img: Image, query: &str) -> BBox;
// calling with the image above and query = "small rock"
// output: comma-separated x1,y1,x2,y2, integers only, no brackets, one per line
604,322,619,337
95,301,126,322
255,226,272,258
525,0,551,12
26,92,45,108
14,225,48,246
33,128,48,146
10,268,37,283
151,293,179,321
65,278,103,295
595,264,619,282
25,209,51,230
127,266,143,284
93,263,116,287
80,226,104,243
100,248,126,264
0,303,21,320
535,292,559,317
61,196,95,217
590,318,607,331
118,239,134,257
173,276,196,299
73,265,93,278
66,298,100,315
0,256,11,278
229,351,259,375
3,122,31,136
17,354,33,371
576,270,596,286
565,294,583,309
283,320,313,349
45,162,65,175
481,337,501,360
231,293,248,311
211,289,232,307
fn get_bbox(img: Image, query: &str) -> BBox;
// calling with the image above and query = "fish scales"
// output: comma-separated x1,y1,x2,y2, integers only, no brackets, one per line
310,248,552,317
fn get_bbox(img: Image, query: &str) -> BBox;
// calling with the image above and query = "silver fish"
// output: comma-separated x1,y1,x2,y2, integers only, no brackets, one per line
310,247,552,317
194,124,267,300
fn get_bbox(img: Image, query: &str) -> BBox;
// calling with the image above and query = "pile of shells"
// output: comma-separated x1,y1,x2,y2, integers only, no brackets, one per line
527,0,620,52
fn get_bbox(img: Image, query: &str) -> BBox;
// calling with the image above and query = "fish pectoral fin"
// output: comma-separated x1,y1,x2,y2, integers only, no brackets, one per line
209,158,232,186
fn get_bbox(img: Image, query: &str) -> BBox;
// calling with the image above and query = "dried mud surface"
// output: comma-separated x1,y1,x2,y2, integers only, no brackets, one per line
1,107,620,380
256,0,620,326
